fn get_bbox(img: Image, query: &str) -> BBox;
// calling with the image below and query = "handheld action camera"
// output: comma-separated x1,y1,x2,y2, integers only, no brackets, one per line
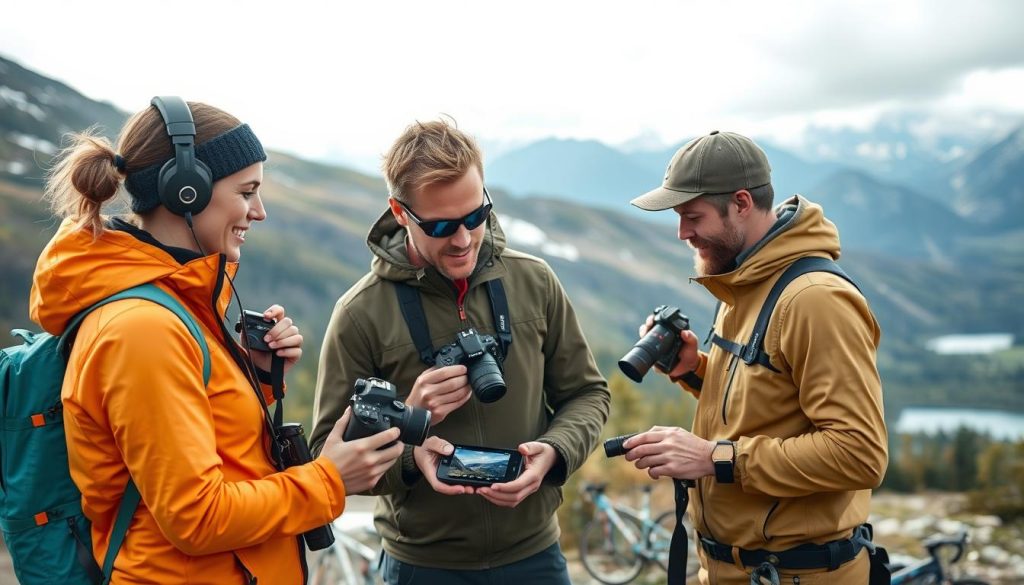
436,444,524,487
618,305,690,383
235,310,275,352
434,328,506,403
341,378,431,447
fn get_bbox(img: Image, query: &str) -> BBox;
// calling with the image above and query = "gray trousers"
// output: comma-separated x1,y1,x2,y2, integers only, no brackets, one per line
380,543,571,585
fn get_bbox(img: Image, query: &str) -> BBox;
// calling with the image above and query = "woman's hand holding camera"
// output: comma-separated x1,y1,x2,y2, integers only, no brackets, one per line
321,407,404,494
246,304,303,374
406,365,472,426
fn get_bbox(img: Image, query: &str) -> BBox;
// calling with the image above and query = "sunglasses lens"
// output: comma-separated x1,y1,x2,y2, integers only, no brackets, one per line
464,204,491,230
426,220,458,238
414,197,491,238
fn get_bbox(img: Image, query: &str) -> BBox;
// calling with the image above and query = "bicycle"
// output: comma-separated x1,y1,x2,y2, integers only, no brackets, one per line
309,513,382,585
578,482,696,584
888,530,988,585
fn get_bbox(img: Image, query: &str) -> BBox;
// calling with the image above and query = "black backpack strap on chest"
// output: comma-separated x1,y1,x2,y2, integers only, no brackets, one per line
395,281,436,366
709,257,858,372
394,279,513,366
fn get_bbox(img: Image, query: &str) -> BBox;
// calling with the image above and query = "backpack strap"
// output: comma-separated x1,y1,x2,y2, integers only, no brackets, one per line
59,283,211,583
59,284,212,386
100,481,140,584
709,257,858,372
394,281,435,366
394,279,513,366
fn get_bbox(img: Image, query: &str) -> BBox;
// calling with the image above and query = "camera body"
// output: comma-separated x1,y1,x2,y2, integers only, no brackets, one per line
436,443,524,487
235,310,275,352
618,305,690,383
342,377,430,447
276,423,335,551
434,328,506,403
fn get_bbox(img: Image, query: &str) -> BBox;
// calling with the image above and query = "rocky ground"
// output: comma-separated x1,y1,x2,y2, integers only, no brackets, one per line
1,492,1020,583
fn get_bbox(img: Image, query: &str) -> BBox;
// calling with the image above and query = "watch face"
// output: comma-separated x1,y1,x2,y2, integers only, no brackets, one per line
712,442,734,462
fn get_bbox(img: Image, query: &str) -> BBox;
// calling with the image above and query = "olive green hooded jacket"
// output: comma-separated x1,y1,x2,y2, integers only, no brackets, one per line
310,210,610,569
681,195,887,552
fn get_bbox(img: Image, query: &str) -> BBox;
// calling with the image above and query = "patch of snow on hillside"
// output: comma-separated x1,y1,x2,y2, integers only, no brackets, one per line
8,132,58,155
500,215,579,262
0,86,46,120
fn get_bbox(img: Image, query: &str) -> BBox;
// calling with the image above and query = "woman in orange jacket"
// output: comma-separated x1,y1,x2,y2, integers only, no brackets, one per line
30,97,404,584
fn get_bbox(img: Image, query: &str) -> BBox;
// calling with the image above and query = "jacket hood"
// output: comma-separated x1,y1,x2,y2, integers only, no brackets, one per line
31,218,236,335
365,207,508,284
696,195,841,302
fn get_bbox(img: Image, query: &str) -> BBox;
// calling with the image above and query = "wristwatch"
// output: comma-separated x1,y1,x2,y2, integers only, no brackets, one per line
711,440,735,484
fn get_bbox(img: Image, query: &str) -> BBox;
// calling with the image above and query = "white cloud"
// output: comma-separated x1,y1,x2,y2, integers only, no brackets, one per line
1,0,1022,169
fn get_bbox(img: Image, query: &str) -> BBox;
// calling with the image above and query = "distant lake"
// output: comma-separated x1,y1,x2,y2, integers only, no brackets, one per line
925,333,1013,354
895,407,1024,441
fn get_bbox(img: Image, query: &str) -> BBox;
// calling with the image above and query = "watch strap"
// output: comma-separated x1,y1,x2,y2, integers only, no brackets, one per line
713,440,735,484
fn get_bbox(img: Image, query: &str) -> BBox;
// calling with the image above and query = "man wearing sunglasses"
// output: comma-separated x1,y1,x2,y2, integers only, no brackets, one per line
310,118,609,584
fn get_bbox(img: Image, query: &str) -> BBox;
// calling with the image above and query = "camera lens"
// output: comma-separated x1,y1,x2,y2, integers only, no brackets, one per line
603,433,638,458
468,352,506,403
397,405,431,446
618,323,677,383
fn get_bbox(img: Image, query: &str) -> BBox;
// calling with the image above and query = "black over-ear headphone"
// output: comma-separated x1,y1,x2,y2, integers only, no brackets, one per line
151,96,213,217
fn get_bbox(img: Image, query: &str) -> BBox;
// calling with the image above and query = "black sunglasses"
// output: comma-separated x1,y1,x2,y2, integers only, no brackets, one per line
398,187,493,238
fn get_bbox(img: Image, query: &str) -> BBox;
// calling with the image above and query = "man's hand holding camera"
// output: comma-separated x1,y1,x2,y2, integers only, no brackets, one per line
623,426,715,481
406,365,472,426
477,442,557,508
413,438,556,506
638,313,701,379
413,436,475,496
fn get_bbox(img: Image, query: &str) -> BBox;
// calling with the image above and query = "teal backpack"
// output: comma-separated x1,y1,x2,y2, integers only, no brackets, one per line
0,284,210,584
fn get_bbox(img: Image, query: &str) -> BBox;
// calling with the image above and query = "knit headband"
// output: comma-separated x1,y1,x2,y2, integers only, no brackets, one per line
125,123,267,214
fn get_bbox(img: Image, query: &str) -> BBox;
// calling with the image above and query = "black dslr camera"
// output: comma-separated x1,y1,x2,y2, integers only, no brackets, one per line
342,378,431,447
434,328,506,403
276,423,335,551
235,310,275,352
618,305,690,383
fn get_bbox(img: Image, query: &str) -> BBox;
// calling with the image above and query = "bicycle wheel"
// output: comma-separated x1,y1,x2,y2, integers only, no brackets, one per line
647,510,678,572
580,514,645,585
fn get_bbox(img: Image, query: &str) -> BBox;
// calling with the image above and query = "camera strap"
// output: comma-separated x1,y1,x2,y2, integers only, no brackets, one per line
668,479,694,585
270,354,285,429
706,257,858,371
485,279,513,359
394,279,512,365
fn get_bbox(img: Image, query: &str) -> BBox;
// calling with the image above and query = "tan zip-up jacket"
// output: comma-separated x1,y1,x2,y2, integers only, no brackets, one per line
680,195,887,551
310,210,610,569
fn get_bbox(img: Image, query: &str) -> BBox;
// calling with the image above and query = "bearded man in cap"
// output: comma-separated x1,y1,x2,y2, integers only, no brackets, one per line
621,131,888,584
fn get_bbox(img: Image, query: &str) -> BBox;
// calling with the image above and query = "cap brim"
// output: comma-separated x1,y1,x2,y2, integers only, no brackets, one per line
630,185,704,211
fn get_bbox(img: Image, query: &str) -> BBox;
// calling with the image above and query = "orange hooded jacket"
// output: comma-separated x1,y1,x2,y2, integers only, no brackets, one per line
31,219,345,584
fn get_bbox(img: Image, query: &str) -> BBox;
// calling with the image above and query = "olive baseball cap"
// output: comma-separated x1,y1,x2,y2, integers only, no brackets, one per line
631,130,771,211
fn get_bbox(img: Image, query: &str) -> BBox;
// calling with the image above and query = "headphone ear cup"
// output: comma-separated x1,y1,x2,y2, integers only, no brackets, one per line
157,158,213,216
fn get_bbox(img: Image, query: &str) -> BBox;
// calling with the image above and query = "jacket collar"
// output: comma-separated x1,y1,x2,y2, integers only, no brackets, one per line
366,207,509,293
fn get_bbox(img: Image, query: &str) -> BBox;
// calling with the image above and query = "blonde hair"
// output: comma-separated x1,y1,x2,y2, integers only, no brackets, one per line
382,116,483,203
44,102,241,235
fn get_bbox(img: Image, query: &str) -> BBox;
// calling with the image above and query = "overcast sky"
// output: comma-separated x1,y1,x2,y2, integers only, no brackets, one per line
3,0,1023,172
